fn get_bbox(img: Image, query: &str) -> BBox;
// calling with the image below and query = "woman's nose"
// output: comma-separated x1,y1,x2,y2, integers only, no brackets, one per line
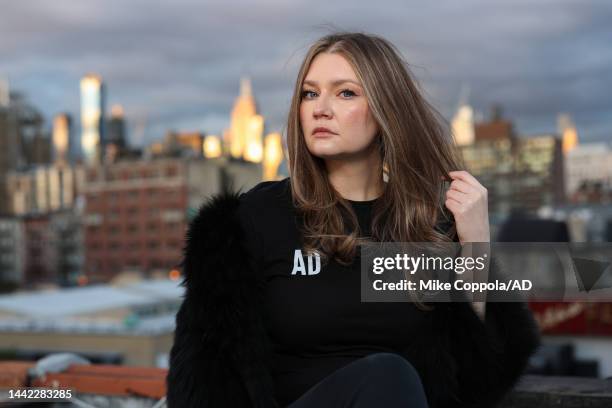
313,96,332,118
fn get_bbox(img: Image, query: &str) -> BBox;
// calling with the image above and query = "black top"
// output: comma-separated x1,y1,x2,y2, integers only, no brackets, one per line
237,178,430,406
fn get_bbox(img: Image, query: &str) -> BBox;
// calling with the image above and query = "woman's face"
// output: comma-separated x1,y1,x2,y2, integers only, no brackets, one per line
300,52,379,160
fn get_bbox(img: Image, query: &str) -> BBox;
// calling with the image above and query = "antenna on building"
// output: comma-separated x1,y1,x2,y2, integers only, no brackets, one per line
240,76,252,97
132,112,148,147
457,82,471,110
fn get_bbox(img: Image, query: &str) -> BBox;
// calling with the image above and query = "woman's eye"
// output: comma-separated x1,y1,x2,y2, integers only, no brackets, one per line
301,89,356,99
301,90,317,99
339,89,356,98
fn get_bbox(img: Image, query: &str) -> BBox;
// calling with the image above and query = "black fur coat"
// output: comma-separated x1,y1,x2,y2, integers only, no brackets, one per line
166,190,541,408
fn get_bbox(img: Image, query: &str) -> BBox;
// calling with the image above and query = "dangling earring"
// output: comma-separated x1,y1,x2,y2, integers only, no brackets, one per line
378,135,389,182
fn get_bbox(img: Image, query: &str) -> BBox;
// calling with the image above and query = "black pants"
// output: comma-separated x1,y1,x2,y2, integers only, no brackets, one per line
287,352,429,408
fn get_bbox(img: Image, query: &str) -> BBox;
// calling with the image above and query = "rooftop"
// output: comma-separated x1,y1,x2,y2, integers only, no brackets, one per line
0,279,183,318
0,279,183,335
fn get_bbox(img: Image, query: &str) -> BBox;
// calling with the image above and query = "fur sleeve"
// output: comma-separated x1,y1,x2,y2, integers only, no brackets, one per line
442,257,541,407
166,192,279,408
420,219,541,407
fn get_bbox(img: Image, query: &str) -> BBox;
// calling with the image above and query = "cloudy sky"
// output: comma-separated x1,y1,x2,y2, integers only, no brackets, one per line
1,0,610,147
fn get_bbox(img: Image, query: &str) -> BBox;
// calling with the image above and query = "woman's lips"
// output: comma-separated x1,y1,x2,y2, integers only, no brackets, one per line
313,131,335,137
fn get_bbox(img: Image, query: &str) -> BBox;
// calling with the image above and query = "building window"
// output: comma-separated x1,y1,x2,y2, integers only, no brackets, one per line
166,165,178,177
166,240,182,250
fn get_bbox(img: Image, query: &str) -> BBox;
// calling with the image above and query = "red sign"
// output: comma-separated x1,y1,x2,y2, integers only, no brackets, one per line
529,301,612,336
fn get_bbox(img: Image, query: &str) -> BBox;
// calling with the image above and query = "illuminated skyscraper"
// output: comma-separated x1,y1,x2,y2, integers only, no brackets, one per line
451,85,475,146
203,135,222,158
451,105,475,146
80,74,106,165
263,132,283,180
558,113,579,154
223,77,264,162
53,113,72,166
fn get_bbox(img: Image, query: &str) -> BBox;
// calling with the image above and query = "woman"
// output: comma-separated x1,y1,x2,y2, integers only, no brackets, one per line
167,32,540,408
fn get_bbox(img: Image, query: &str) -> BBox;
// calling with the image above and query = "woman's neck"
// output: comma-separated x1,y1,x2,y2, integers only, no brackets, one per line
325,148,384,202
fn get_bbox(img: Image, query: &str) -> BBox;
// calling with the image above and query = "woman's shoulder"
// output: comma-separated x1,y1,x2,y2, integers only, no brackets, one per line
238,177,292,209
236,178,292,258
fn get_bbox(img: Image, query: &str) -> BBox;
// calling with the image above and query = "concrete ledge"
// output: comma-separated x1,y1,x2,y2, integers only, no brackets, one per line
499,375,612,407
2,362,612,407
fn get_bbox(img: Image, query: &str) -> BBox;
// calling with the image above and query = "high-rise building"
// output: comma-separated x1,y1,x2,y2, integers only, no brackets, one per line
81,156,261,283
203,135,222,159
513,134,565,210
6,164,82,215
223,77,264,162
83,158,202,282
80,74,106,165
0,78,9,108
0,92,50,214
565,143,612,198
147,131,205,159
451,104,475,146
452,102,515,147
458,134,565,216
107,105,127,149
451,85,475,146
0,106,19,215
558,113,579,154
53,113,72,166
0,217,24,287
474,118,515,142
17,210,83,288
10,92,50,166
263,132,284,181
105,104,128,163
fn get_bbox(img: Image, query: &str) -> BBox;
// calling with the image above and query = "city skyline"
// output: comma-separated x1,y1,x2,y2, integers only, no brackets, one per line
1,0,611,146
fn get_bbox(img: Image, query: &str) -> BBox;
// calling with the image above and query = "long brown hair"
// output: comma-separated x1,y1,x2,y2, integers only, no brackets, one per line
286,31,463,267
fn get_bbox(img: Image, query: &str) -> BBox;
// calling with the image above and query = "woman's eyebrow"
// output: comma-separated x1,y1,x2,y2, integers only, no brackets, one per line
303,79,361,87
